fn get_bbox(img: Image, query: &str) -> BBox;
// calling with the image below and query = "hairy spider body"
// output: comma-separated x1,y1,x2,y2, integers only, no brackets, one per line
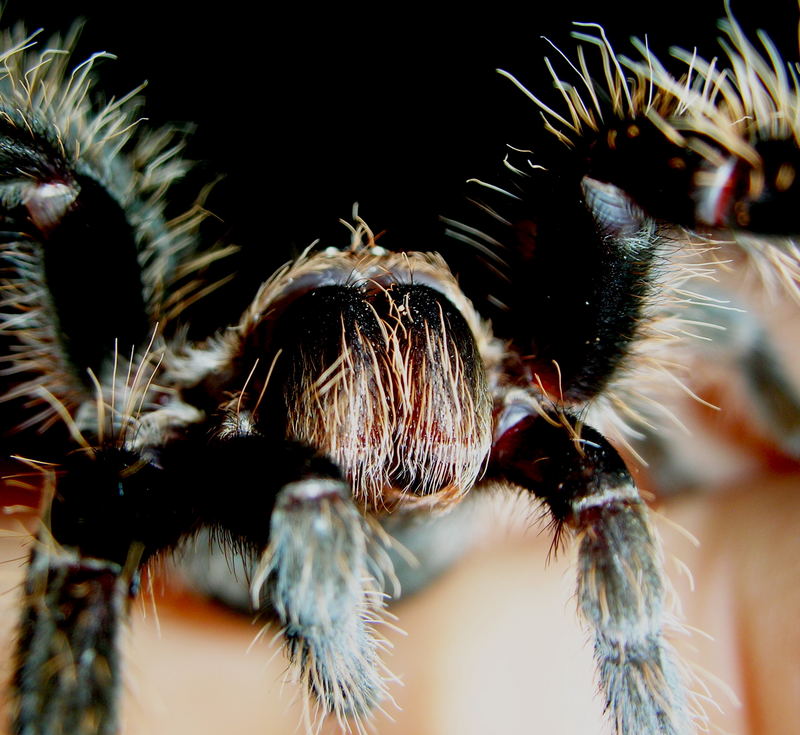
200,247,495,511
2,6,800,735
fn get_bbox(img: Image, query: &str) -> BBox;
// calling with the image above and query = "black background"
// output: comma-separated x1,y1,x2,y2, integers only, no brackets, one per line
0,0,797,328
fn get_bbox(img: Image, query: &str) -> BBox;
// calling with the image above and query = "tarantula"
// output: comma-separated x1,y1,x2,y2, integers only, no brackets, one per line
1,5,799,735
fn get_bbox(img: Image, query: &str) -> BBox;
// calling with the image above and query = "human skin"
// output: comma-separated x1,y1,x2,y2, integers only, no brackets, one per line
0,470,797,735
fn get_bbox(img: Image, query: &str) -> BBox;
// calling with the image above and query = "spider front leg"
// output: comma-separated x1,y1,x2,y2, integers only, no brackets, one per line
448,106,694,732
492,405,689,735
184,434,394,725
256,475,390,720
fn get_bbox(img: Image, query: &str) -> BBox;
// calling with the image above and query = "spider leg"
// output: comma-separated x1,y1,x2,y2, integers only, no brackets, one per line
632,287,800,491
494,15,800,241
12,446,194,735
14,547,128,735
446,143,660,406
0,114,152,444
492,406,690,735
179,499,479,611
257,476,390,720
183,435,394,723
575,117,800,238
697,293,800,453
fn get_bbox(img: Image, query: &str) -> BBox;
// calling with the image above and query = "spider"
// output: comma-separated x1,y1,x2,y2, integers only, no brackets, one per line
1,4,799,735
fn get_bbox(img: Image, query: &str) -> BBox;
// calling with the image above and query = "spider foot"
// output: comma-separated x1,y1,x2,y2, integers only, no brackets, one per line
575,487,690,734
252,477,394,722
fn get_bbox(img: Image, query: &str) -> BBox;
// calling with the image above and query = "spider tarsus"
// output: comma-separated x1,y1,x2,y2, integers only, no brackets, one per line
254,477,392,720
576,498,690,735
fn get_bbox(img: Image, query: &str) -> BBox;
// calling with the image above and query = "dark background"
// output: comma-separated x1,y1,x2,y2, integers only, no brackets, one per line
0,0,797,328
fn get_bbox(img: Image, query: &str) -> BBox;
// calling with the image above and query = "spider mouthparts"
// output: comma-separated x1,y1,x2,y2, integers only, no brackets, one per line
234,263,494,511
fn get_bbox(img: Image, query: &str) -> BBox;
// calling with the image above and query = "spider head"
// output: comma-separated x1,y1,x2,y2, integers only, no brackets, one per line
235,248,494,511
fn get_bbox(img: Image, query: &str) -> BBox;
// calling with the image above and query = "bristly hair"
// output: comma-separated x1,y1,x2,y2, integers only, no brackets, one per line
623,3,800,158
449,5,800,457
0,23,201,306
164,223,497,513
623,2,800,301
498,3,800,162
0,24,215,431
517,4,800,300
250,479,397,732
